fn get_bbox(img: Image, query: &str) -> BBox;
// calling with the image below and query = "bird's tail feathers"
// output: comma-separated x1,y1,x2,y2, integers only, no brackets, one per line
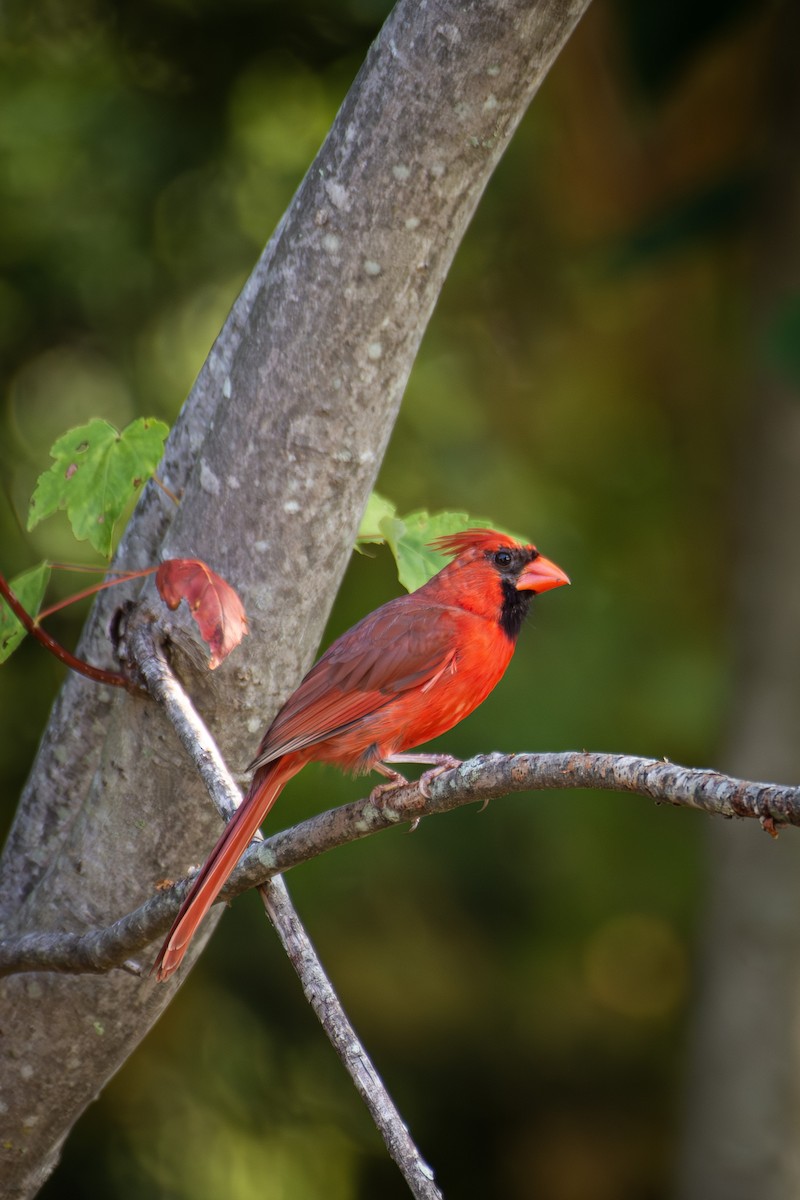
154,757,298,981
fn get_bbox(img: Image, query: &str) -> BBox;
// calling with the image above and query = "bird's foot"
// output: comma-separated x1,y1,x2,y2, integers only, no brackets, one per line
371,754,461,827
369,771,427,831
417,755,461,799
368,767,408,806
384,752,461,799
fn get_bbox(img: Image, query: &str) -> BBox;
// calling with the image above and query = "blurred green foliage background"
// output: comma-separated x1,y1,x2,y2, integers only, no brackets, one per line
1,0,794,1196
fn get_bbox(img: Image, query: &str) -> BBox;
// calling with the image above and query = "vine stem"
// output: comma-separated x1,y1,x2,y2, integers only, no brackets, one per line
0,569,133,690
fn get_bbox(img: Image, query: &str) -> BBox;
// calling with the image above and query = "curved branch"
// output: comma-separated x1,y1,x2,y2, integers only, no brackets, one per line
2,749,795,979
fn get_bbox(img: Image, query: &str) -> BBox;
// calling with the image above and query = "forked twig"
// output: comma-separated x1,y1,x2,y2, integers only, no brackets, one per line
127,618,443,1200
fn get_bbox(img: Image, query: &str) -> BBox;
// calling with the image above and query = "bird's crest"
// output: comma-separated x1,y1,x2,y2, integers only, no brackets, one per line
429,528,524,559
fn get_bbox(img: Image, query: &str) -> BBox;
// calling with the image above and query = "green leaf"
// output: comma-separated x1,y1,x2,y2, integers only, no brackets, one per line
355,492,525,591
355,492,397,548
0,562,51,663
380,510,483,591
27,417,170,557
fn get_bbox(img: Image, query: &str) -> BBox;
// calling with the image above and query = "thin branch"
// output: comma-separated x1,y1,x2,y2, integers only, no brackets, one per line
3,747,798,980
126,617,243,823
125,618,442,1200
261,876,442,1200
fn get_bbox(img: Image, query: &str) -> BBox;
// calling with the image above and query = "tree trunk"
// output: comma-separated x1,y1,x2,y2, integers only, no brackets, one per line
676,5,800,1196
0,1,591,1195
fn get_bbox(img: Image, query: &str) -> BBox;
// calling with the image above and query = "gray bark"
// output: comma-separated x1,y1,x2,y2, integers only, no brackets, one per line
676,407,800,1200
0,1,591,1195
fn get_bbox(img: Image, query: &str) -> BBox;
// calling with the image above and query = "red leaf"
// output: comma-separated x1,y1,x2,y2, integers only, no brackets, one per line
156,558,248,669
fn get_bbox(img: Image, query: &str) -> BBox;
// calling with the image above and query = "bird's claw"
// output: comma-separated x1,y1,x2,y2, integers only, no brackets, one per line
368,772,407,807
418,756,461,799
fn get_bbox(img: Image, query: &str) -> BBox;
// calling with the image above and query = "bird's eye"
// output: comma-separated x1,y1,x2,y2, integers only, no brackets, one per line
493,549,513,568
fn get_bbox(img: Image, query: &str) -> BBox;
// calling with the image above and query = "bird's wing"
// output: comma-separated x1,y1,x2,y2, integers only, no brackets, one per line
248,599,463,768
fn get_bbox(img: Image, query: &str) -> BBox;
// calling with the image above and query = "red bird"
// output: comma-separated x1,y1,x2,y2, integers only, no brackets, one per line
154,529,568,980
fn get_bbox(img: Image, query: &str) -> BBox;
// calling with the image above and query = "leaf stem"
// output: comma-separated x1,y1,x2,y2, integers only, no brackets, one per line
36,566,157,621
151,474,181,506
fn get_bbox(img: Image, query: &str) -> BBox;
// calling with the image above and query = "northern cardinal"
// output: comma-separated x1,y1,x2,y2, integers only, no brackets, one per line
154,528,568,980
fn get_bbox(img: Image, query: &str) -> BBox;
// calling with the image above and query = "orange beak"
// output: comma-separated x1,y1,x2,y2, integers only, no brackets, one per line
516,552,570,595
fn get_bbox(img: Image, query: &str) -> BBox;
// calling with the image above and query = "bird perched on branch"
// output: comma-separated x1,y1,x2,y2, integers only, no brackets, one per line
154,528,569,980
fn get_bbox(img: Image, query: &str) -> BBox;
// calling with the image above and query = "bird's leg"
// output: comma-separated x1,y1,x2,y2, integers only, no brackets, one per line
368,761,409,805
385,752,460,767
385,752,461,800
369,755,462,830
369,761,431,831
